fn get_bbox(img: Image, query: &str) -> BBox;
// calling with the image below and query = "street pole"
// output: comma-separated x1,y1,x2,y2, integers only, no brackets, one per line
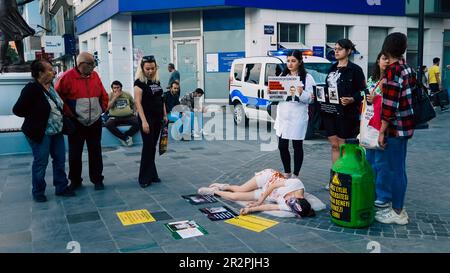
417,0,425,83
416,0,429,130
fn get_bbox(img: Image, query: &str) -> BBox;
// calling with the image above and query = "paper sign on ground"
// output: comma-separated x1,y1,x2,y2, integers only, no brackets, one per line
116,209,156,226
164,220,208,240
199,206,237,221
182,194,218,205
224,215,279,232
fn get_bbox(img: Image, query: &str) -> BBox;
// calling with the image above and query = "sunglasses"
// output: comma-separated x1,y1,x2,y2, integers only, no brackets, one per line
142,55,155,62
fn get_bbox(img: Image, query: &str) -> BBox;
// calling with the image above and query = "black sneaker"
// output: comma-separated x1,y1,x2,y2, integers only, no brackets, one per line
68,183,82,191
441,107,449,112
152,177,161,183
139,182,151,188
33,195,47,203
55,187,76,197
94,182,105,191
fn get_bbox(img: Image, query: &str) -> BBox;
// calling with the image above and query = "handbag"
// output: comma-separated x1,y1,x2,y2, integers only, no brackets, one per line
43,89,76,135
411,83,436,126
159,120,169,155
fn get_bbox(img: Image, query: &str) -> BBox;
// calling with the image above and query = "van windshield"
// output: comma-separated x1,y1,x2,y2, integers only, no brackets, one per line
304,63,332,85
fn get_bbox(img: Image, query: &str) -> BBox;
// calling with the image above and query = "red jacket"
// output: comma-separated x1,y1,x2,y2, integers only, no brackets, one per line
55,68,109,126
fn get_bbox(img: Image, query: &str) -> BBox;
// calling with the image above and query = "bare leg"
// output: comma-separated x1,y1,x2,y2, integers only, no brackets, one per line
221,177,259,192
214,191,256,201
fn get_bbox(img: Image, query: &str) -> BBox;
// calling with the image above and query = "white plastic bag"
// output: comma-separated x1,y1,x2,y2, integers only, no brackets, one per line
359,97,381,149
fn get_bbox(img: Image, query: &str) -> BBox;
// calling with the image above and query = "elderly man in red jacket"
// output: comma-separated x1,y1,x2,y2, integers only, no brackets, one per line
55,52,109,191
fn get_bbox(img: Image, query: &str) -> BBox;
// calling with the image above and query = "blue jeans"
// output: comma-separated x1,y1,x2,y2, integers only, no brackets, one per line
384,137,409,210
366,148,392,203
27,133,69,197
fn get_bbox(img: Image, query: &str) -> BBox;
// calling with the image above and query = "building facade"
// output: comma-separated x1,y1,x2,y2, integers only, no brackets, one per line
74,0,450,102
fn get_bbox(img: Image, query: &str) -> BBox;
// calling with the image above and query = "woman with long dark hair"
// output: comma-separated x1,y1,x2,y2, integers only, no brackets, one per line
323,39,366,189
273,50,315,178
134,56,168,188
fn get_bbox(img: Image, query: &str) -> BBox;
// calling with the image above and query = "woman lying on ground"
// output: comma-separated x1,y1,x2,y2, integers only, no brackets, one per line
198,169,316,217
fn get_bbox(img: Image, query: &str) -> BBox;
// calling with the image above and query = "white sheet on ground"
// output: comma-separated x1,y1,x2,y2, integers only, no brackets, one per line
234,192,326,218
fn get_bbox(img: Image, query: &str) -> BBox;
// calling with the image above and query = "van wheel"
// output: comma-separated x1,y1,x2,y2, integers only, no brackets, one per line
233,103,248,127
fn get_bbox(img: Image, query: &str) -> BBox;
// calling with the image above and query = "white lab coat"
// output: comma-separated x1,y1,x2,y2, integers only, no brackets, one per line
274,73,316,140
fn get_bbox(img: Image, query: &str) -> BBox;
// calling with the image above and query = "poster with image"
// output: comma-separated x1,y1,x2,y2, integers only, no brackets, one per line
315,86,326,103
268,76,303,102
199,206,237,221
182,194,218,205
165,220,208,240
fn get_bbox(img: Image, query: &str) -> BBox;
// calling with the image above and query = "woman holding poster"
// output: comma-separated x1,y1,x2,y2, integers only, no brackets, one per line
322,39,366,189
273,50,316,178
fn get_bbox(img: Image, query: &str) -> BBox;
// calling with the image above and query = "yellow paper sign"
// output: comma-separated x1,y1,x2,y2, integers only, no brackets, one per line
117,209,156,226
224,215,278,232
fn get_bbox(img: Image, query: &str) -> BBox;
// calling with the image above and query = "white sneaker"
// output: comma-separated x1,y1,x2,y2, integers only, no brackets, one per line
290,174,299,179
119,138,128,147
126,136,133,147
198,186,218,195
200,129,209,136
375,207,392,216
325,183,330,190
193,132,201,138
209,183,229,190
375,208,409,225
374,200,390,208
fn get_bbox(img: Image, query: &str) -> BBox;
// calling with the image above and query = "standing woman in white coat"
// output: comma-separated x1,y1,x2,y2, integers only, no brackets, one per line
274,50,316,178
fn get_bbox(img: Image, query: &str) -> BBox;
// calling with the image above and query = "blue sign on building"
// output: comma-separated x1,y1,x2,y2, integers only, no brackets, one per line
313,46,324,58
264,25,274,35
218,52,245,72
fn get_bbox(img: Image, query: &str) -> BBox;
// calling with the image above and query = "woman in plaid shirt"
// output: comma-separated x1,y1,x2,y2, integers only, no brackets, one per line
375,32,415,225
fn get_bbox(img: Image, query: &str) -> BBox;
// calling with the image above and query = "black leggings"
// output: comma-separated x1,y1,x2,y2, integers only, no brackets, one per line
278,137,304,176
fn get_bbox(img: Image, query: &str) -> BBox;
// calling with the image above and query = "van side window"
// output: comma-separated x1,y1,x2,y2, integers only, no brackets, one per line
244,63,261,84
234,64,243,81
265,63,285,86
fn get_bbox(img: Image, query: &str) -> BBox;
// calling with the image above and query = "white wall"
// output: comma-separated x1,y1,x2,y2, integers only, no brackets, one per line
245,8,447,77
77,14,133,93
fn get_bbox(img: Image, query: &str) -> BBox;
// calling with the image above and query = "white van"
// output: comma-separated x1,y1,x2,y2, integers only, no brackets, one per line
229,53,332,130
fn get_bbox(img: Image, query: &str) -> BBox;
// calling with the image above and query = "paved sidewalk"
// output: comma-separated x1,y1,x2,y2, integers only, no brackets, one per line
0,109,449,253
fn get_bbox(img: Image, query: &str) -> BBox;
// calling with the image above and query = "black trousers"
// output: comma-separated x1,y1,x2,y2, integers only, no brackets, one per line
68,118,103,185
105,115,140,141
138,118,162,185
430,83,444,109
278,137,304,176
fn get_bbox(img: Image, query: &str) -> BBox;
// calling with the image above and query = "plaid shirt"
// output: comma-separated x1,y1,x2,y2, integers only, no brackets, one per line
381,59,415,138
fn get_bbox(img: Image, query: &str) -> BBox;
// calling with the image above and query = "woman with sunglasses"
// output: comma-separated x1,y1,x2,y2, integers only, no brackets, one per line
134,56,168,188
322,39,366,189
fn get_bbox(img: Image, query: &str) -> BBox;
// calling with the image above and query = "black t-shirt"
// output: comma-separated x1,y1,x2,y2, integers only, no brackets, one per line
163,91,180,113
324,61,366,118
134,79,164,120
